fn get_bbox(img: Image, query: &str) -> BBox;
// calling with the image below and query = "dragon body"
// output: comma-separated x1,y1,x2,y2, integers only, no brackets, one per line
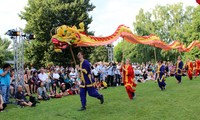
51,22,200,52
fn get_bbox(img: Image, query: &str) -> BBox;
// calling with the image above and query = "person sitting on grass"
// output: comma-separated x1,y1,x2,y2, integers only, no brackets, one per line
50,83,62,98
69,68,77,83
32,71,40,93
63,71,72,89
71,83,79,95
143,71,148,81
23,70,31,95
37,82,50,100
95,81,102,90
15,85,36,107
59,83,69,96
53,70,60,87
0,94,7,112
100,80,107,89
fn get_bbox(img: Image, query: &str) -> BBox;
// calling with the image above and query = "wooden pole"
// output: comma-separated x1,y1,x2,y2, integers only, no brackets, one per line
121,38,125,85
179,51,182,58
122,38,125,64
69,45,77,66
154,48,157,62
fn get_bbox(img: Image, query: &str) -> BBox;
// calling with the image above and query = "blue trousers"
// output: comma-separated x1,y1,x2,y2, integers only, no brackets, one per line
175,75,182,83
157,80,166,90
80,87,101,108
1,85,10,103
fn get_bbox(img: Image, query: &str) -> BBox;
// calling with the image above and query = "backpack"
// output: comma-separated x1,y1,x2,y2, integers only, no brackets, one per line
29,96,36,103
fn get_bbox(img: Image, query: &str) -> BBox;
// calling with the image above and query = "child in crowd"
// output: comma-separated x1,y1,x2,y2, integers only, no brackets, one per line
71,83,79,95
50,83,62,98
59,83,69,96
37,82,50,100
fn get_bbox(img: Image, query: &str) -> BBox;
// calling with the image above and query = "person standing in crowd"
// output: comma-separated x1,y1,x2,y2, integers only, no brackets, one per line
122,59,136,100
100,63,107,82
0,63,11,104
98,62,104,81
115,62,121,86
175,56,184,84
185,58,193,80
76,51,104,111
155,61,166,91
195,55,200,78
91,65,99,82
96,63,101,81
106,62,114,87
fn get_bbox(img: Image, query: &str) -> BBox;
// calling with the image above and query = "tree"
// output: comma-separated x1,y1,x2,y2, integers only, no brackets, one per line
183,5,200,60
114,3,196,63
134,3,195,62
20,0,95,67
114,40,138,63
0,37,13,67
114,41,123,62
89,46,108,64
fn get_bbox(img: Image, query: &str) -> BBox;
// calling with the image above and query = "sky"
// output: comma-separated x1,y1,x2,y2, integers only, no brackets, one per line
0,0,198,42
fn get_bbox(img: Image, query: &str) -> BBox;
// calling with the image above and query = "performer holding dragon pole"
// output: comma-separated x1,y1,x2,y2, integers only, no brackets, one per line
185,58,193,80
76,51,104,111
175,56,184,84
121,58,136,100
195,55,200,78
155,61,166,91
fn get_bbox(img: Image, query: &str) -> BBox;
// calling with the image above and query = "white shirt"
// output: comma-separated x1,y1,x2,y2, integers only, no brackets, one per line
96,65,100,72
135,69,141,75
53,73,60,79
132,65,136,69
38,73,48,82
92,68,99,76
69,72,77,81
107,66,114,76
115,65,121,75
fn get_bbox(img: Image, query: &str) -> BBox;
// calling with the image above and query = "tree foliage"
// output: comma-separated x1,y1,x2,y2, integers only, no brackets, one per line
89,46,108,64
0,37,13,67
20,0,95,67
114,3,199,63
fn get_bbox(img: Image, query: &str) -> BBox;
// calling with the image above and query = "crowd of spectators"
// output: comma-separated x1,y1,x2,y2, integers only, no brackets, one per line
0,61,188,112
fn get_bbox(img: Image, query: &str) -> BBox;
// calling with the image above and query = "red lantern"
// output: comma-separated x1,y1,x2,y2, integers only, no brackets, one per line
197,0,200,4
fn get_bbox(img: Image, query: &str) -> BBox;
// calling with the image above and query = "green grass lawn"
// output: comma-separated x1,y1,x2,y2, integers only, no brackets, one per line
1,76,200,120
